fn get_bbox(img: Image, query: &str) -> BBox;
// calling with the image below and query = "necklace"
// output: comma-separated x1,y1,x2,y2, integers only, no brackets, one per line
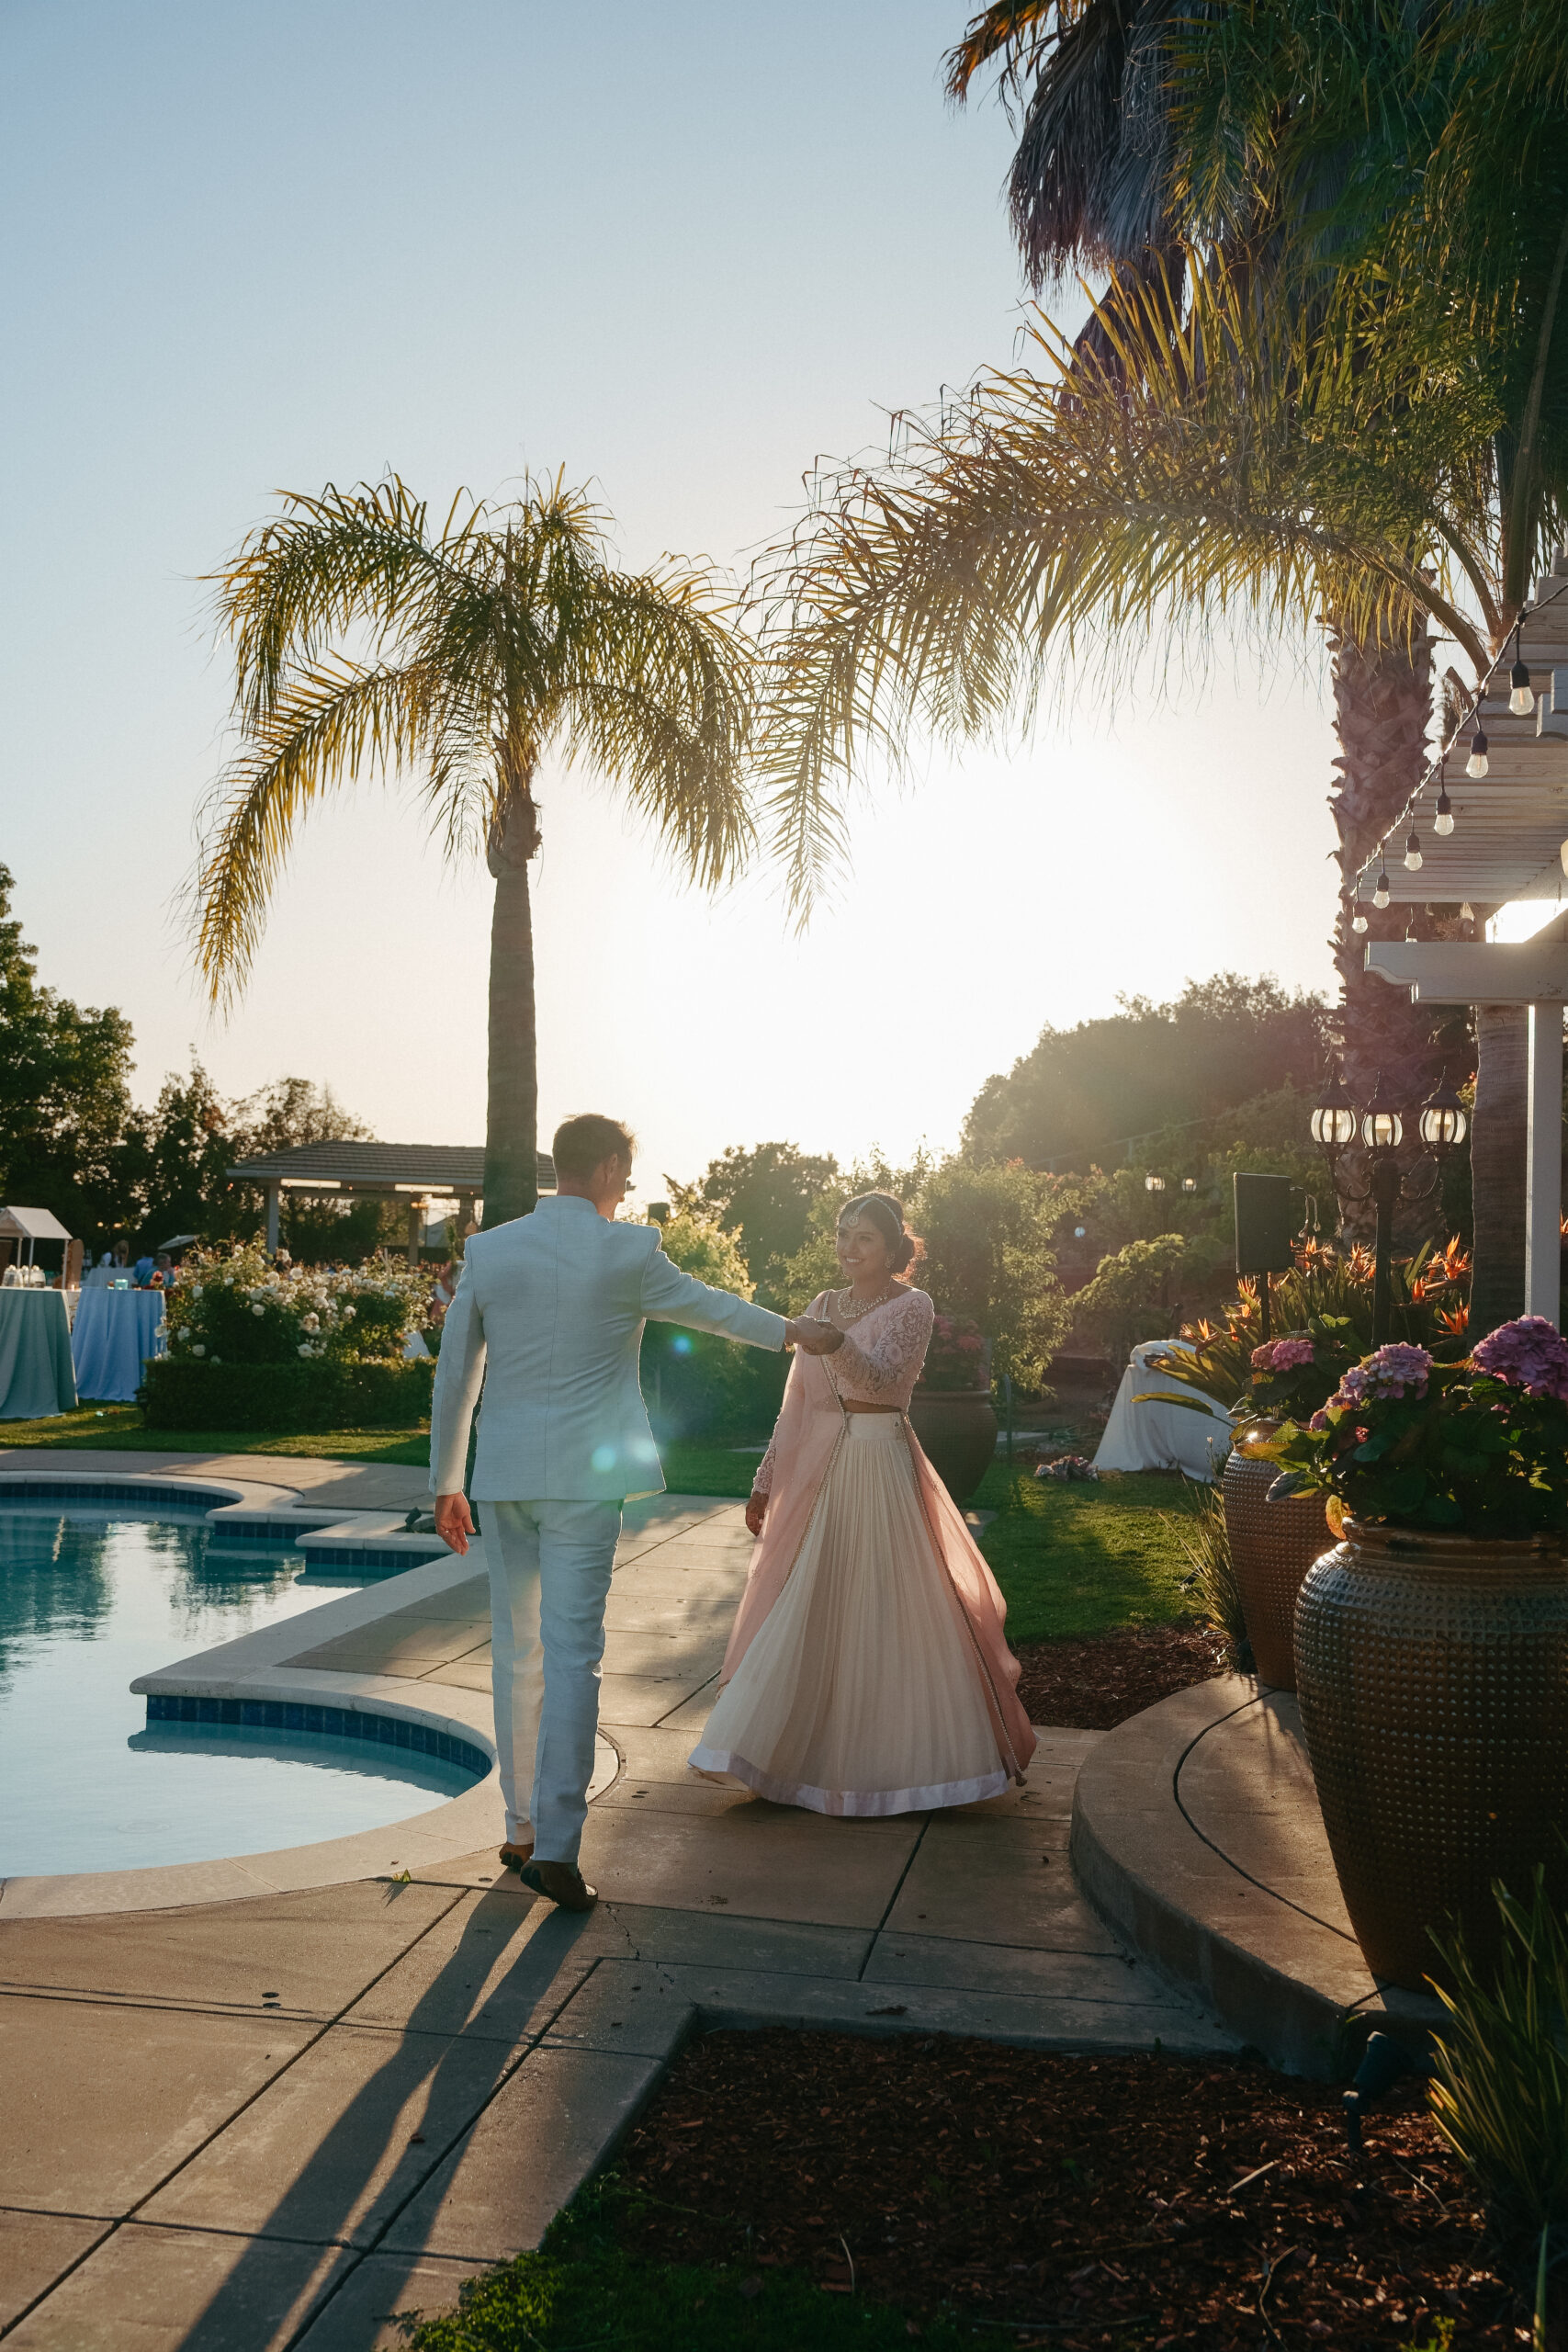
835,1283,897,1324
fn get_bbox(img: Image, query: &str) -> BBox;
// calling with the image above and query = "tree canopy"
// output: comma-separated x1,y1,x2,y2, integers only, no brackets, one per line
0,864,134,1238
964,972,1330,1172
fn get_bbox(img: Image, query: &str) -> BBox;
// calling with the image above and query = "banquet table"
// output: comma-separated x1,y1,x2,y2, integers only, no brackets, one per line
1092,1338,1234,1480
71,1286,166,1403
0,1287,78,1419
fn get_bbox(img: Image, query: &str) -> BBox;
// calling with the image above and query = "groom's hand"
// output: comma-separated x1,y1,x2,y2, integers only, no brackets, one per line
785,1316,844,1355
434,1491,474,1555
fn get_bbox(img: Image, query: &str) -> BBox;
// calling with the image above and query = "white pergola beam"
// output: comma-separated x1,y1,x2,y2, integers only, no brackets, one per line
1528,1004,1564,1322
1364,939,1568,1002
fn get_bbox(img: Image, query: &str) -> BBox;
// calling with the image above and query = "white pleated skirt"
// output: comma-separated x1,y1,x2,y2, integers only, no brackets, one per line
690,1412,1010,1816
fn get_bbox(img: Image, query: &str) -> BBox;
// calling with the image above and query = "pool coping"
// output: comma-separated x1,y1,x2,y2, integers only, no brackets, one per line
0,1468,619,1918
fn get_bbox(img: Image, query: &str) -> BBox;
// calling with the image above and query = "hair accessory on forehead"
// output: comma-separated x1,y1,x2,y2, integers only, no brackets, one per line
838,1191,921,1275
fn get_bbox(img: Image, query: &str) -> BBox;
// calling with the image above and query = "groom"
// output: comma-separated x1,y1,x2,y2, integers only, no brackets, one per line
431,1112,841,1911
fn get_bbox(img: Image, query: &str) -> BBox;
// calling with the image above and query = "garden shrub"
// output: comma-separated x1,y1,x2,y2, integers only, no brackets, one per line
638,1205,789,1442
141,1357,434,1430
165,1240,433,1366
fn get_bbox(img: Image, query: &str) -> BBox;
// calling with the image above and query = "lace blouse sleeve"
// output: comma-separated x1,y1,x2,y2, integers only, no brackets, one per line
832,1289,936,1395
751,1436,777,1497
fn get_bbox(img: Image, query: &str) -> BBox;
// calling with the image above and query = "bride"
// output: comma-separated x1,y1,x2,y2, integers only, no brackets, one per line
690,1192,1035,1815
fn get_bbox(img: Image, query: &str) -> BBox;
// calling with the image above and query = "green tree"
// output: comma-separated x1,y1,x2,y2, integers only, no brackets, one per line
1069,1233,1189,1372
915,1158,1073,1387
964,973,1327,1172
692,1139,839,1304
195,476,754,1227
0,864,134,1248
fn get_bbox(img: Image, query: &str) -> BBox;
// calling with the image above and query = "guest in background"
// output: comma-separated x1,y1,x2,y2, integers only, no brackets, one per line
133,1249,155,1285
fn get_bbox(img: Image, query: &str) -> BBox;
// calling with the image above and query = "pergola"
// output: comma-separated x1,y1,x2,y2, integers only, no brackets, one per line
225,1141,558,1261
1354,563,1568,1326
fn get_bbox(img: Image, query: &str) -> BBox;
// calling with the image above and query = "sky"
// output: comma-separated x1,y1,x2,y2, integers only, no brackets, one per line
0,0,1346,1197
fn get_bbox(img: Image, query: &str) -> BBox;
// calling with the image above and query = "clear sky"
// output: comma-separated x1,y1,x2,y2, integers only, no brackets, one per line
1,0,1342,1196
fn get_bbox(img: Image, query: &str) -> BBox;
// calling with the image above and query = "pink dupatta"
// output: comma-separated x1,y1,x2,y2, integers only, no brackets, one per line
720,1323,1037,1784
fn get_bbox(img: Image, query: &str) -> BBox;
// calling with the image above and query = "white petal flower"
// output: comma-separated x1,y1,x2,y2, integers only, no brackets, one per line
177,1327,190,1342
252,1303,265,1317
190,1343,206,1357
298,1343,311,1359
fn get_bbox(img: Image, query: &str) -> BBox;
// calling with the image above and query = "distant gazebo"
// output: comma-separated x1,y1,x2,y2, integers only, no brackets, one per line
225,1141,557,1259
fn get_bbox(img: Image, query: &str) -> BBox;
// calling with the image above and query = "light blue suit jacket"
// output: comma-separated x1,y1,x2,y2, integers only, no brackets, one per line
428,1195,787,1502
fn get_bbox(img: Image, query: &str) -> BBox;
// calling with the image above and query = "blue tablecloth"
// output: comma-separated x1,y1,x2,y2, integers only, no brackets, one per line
71,1287,166,1403
0,1288,78,1419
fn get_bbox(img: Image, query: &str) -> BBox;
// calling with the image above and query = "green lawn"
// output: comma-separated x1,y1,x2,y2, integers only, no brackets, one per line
972,1460,1202,1644
0,1411,1200,1643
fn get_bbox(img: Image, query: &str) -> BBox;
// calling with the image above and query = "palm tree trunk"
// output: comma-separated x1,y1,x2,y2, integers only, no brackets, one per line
1327,624,1448,1244
1468,1002,1529,1338
481,787,542,1229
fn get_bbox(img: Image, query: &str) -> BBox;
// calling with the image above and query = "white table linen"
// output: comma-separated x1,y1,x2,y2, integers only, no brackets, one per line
1092,1339,1234,1481
71,1286,166,1403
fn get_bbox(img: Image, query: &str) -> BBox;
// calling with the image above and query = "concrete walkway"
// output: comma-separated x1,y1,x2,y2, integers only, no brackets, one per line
1,1473,1233,2350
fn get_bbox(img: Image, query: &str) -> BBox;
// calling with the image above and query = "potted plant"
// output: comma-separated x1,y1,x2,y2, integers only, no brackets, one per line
1258,1319,1568,1991
1140,1240,1470,1690
1141,1318,1356,1689
908,1312,997,1504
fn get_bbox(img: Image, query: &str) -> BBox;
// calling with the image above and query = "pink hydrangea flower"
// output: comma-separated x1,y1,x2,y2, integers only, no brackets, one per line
1307,1409,1329,1431
1472,1316,1568,1401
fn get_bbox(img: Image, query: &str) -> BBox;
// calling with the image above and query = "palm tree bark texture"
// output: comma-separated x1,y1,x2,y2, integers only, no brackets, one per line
1326,626,1453,1250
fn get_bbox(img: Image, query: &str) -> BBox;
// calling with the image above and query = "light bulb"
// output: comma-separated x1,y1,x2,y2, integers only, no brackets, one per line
1351,910,1369,933
1510,655,1533,715
1404,831,1423,870
1467,728,1489,777
1373,868,1391,908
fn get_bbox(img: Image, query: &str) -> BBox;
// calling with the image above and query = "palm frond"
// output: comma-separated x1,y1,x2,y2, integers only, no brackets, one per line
753,261,1498,916
192,656,458,1003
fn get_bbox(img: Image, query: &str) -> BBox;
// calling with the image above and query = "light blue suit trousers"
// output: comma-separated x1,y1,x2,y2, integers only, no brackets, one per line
485,1498,623,1865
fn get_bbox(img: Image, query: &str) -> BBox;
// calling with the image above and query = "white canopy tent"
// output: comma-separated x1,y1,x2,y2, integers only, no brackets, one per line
0,1206,72,1265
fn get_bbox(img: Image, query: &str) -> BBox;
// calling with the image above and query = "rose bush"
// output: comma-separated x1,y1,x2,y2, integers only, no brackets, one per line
919,1312,990,1391
166,1242,432,1367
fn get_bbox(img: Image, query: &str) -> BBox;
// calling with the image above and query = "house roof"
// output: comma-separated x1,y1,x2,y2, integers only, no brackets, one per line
225,1141,556,1193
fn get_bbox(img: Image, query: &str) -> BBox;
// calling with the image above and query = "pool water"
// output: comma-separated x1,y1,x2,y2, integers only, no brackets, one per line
0,1507,478,1877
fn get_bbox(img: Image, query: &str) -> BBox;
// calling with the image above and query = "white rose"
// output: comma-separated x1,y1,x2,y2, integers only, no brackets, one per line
342,1305,355,1319
210,1355,220,1364
252,1303,265,1317
298,1343,311,1359
191,1343,206,1357
177,1327,190,1342
301,1313,320,1334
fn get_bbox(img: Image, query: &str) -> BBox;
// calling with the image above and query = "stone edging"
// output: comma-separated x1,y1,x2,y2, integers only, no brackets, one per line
1068,1675,1441,2078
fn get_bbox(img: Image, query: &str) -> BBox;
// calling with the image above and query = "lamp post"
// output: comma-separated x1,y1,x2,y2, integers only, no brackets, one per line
1310,1067,1468,1343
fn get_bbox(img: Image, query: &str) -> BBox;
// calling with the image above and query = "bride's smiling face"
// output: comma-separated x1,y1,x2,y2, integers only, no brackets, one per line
836,1216,893,1289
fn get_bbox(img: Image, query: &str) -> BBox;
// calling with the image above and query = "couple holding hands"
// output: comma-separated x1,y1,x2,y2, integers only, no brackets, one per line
431,1113,1033,1913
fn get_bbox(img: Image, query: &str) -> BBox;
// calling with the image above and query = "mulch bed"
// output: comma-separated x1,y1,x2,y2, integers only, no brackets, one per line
1012,1623,1230,1730
615,2030,1521,2346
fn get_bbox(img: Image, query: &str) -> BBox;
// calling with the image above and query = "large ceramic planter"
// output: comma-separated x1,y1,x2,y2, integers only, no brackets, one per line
1221,1420,1335,1690
1295,1516,1568,1991
908,1388,998,1505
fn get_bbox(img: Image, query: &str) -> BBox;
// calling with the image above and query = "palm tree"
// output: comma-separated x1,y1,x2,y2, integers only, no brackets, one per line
942,2,1455,1212
195,475,753,1227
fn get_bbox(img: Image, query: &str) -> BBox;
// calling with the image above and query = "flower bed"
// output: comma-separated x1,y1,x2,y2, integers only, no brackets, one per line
142,1242,436,1430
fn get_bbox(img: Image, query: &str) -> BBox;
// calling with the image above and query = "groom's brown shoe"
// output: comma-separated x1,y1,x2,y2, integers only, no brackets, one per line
498,1841,534,1876
518,1859,597,1913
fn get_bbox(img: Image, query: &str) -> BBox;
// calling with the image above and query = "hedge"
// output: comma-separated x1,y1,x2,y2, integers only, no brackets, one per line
140,1357,435,1431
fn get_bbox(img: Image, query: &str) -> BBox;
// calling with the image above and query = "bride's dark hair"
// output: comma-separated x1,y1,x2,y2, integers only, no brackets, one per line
838,1191,923,1275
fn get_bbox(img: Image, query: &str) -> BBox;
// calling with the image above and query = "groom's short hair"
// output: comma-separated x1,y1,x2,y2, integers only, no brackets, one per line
552,1114,637,1180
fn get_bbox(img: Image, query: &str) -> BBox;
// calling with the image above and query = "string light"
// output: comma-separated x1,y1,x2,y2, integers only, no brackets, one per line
1373,862,1391,908
1466,723,1489,777
1350,895,1369,934
1510,624,1533,715
1404,829,1423,870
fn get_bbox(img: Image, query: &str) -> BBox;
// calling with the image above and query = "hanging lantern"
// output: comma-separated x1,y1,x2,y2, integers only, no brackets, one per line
1417,1068,1469,1155
1359,1070,1404,1152
1310,1066,1358,1153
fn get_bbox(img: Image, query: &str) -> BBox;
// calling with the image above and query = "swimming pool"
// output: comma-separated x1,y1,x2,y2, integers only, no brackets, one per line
0,1503,479,1877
